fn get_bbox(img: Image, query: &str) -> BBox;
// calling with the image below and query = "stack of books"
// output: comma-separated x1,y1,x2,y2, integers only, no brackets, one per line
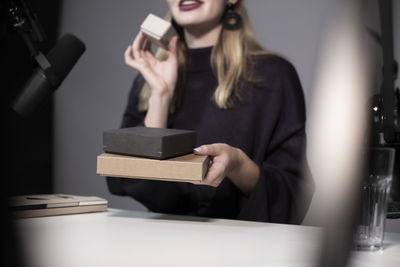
97,127,210,183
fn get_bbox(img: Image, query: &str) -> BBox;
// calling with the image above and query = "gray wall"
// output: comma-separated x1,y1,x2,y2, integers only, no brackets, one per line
54,0,400,223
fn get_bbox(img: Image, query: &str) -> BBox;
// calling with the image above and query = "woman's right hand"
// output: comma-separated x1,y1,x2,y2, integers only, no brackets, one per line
124,32,179,127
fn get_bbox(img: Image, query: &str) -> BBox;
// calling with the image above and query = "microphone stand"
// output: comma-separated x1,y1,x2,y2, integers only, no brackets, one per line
7,0,59,88
379,0,396,144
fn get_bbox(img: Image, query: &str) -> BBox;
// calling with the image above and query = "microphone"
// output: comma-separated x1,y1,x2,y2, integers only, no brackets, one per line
12,33,86,117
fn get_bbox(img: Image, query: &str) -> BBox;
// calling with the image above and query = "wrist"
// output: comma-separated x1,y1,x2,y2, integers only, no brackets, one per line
145,93,172,128
150,83,174,100
229,147,245,176
228,147,260,196
148,92,172,107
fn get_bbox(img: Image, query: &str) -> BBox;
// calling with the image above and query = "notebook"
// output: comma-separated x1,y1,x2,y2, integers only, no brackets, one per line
9,194,108,218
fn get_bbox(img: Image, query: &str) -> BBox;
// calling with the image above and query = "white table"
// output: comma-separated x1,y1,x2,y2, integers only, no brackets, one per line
16,208,400,267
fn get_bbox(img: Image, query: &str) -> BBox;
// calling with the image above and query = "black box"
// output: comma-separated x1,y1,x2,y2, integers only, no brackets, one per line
103,126,197,159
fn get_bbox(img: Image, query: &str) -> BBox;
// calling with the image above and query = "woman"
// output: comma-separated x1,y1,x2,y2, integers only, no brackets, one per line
107,0,314,224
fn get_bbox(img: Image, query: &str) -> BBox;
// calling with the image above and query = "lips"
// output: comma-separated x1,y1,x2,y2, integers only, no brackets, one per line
179,0,203,11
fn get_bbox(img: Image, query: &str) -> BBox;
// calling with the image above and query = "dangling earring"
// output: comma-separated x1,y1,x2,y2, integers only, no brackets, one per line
222,2,242,31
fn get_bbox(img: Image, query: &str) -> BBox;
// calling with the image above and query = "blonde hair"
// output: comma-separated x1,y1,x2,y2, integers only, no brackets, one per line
138,0,268,111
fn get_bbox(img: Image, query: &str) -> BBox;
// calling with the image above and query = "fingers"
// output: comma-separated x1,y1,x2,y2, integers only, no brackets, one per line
166,36,178,64
131,32,154,58
194,144,223,156
125,32,156,70
193,144,225,187
132,31,146,60
143,38,151,51
125,45,156,84
125,32,177,68
124,45,140,70
169,36,178,55
124,32,178,93
142,40,158,65
193,143,237,187
203,168,224,187
201,158,227,187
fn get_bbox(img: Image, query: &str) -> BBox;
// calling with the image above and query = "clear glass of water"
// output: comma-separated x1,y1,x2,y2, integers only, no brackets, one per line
353,147,395,251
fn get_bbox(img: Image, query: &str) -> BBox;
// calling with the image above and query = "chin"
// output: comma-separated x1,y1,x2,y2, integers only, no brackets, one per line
173,11,202,24
174,18,202,28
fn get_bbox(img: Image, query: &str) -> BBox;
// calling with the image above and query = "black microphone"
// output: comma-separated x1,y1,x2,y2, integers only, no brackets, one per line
12,33,86,117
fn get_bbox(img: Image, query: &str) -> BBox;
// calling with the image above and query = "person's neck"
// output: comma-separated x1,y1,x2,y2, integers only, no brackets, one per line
184,23,222,49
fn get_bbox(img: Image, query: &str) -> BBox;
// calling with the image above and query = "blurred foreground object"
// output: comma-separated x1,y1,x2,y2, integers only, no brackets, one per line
306,0,370,266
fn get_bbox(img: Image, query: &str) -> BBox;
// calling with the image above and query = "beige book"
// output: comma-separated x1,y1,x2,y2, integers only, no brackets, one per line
97,153,210,182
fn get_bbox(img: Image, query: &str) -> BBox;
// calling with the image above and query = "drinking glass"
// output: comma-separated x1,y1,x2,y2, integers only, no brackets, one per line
353,147,395,251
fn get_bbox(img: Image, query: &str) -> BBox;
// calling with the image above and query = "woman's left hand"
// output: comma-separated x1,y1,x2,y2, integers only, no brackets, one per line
194,143,260,195
193,143,241,187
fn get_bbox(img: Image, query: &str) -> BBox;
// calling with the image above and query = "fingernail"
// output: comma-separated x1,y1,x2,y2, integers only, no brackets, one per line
194,147,202,152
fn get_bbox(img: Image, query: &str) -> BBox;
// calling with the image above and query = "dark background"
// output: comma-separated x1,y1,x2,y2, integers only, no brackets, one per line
1,0,61,196
1,1,60,266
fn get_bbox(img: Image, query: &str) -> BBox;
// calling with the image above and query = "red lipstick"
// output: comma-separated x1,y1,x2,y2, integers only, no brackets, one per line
179,0,203,11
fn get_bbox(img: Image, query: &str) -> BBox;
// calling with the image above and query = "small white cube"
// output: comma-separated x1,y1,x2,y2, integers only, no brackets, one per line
140,13,176,49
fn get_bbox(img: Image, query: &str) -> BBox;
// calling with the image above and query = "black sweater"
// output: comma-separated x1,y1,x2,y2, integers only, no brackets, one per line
107,47,314,224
